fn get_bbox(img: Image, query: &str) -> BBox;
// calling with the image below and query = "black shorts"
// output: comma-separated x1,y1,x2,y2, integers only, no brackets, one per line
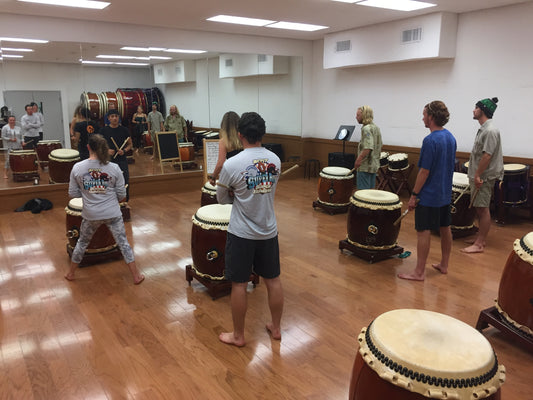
225,232,280,283
414,204,451,231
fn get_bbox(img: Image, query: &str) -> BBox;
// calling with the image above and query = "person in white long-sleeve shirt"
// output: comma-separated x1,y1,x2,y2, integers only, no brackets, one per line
31,102,44,141
1,116,23,179
20,104,40,149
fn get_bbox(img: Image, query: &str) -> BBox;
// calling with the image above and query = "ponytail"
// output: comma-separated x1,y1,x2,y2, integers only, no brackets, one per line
88,134,110,165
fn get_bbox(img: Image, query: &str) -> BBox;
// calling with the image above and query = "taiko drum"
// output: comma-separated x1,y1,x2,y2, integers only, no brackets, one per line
451,172,476,232
48,148,80,183
316,166,354,208
9,149,39,181
200,181,218,206
36,140,62,168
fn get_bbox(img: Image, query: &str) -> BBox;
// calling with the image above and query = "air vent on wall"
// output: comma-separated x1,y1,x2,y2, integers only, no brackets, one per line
402,27,422,43
258,54,267,63
157,68,163,76
175,66,182,74
335,40,351,52
225,59,233,67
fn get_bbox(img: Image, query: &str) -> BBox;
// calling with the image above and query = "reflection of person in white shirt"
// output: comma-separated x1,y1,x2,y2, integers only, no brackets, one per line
1,116,23,179
20,104,41,149
31,102,44,141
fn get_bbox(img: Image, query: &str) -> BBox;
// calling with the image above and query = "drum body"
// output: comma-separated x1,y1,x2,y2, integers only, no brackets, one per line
347,189,401,250
81,92,103,121
117,89,145,126
49,149,80,183
190,204,232,280
496,233,533,335
179,142,195,161
200,182,218,206
142,87,166,117
451,172,476,231
317,166,354,207
9,150,39,181
36,140,62,168
349,309,505,400
388,153,409,171
101,91,122,120
65,198,118,256
500,163,529,205
379,152,389,167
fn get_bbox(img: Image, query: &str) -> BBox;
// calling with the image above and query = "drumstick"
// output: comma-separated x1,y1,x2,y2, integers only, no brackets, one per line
113,138,129,159
469,188,480,208
347,168,356,176
393,209,410,226
281,164,299,176
216,182,234,190
452,185,470,205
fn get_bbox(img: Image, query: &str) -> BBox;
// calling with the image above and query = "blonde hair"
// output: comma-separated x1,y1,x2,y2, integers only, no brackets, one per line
220,111,242,152
358,105,374,125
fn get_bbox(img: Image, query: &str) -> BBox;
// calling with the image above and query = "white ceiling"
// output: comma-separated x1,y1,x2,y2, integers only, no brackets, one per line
0,0,530,64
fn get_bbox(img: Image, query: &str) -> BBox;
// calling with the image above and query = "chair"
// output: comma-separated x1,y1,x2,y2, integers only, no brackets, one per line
304,159,320,179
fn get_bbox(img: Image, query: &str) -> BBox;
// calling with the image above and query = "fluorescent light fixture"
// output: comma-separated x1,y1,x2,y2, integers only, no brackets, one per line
207,15,275,27
266,21,328,31
17,0,110,9
0,37,48,43
148,47,166,52
97,55,135,59
1,47,34,52
357,0,436,11
331,0,362,3
115,62,150,66
1,54,24,58
121,46,150,52
81,60,113,64
164,49,206,54
149,56,172,60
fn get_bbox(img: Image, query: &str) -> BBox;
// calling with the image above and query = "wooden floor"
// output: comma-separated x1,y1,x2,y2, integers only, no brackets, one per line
1,177,532,399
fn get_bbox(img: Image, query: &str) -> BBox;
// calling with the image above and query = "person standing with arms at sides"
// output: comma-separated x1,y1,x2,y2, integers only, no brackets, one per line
72,107,99,161
101,109,132,201
164,105,187,143
65,134,144,285
398,101,456,281
69,105,84,149
131,105,147,152
216,112,283,347
147,102,164,160
30,102,44,141
208,111,243,186
2,116,23,179
20,104,40,149
462,97,503,254
353,105,382,189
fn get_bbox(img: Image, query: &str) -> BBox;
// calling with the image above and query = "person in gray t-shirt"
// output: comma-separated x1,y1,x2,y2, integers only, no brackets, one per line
216,112,283,347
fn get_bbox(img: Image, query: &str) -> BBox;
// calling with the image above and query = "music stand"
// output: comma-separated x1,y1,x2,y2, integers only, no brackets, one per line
334,125,355,156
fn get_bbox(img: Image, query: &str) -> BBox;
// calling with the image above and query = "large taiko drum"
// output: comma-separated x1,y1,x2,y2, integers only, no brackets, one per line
200,181,218,206
316,166,354,209
36,140,62,168
379,152,389,167
496,232,533,336
388,153,409,171
81,92,103,121
142,87,166,117
190,204,232,281
65,198,120,261
117,88,145,125
179,142,195,161
347,189,402,250
101,91,122,120
349,309,506,400
9,149,39,181
49,148,80,183
499,163,529,205
451,172,476,232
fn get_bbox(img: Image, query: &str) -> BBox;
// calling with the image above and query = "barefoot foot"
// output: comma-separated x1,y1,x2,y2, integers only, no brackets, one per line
397,272,425,281
460,244,484,253
266,323,281,340
64,272,76,281
219,332,245,347
134,274,145,285
431,263,448,274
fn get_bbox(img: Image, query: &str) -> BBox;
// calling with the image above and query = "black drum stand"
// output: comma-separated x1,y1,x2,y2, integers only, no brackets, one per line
312,200,349,215
185,265,259,300
339,239,404,263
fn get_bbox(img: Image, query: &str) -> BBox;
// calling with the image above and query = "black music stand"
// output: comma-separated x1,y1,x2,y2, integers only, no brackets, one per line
334,125,356,154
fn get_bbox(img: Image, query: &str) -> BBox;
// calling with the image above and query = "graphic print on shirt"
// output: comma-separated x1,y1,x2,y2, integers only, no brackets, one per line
243,159,279,194
83,168,111,193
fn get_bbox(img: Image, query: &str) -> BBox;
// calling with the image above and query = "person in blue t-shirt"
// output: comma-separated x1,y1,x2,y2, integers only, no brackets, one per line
398,100,456,281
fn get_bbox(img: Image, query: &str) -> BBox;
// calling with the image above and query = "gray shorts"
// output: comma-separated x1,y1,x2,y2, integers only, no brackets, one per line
470,179,495,208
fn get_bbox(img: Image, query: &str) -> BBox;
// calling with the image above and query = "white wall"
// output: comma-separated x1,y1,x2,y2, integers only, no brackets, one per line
309,2,533,157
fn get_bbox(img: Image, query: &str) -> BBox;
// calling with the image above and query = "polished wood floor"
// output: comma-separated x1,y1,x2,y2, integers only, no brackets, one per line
1,176,532,399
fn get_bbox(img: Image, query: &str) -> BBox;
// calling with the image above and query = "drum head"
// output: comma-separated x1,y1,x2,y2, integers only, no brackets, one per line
38,140,61,144
452,172,469,189
513,232,533,266
504,163,526,172
353,189,399,204
387,153,408,162
180,142,194,148
50,148,80,159
360,309,505,399
380,152,389,159
68,197,83,211
321,166,351,176
10,150,36,155
193,204,232,229
203,181,217,191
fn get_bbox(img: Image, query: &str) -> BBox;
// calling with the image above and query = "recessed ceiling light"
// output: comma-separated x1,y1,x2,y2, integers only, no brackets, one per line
121,47,150,52
17,0,110,9
266,21,328,31
81,60,113,64
164,49,206,54
1,54,24,58
331,0,363,3
1,47,34,52
0,37,49,43
148,47,166,52
115,62,149,66
149,56,172,60
97,55,135,59
357,0,436,11
207,15,275,27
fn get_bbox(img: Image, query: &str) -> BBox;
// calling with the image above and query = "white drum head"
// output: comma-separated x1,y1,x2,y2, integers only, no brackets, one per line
50,148,80,159
353,189,399,204
504,163,526,172
452,172,469,189
38,140,61,144
513,232,533,266
388,153,408,162
180,142,194,148
68,197,83,211
322,166,351,176
202,181,217,191
380,152,389,159
193,204,232,229
11,150,36,155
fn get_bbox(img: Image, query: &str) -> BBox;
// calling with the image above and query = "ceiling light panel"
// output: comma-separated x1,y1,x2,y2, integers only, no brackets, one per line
17,0,110,9
267,21,328,31
207,15,275,26
357,0,436,11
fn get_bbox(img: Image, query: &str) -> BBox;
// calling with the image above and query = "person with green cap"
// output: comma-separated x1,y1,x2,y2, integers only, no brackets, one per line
461,97,503,254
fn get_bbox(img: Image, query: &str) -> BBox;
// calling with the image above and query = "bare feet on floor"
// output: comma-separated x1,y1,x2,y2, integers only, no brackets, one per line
134,274,145,285
219,332,245,347
397,272,425,281
431,263,448,274
461,244,484,253
266,323,282,340
64,273,75,281
464,238,486,246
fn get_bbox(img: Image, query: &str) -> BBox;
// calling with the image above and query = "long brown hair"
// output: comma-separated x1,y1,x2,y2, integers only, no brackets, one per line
220,111,242,152
88,134,110,164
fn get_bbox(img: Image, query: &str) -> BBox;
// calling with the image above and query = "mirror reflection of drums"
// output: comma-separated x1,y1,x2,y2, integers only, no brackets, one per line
9,150,39,182
450,172,478,238
36,140,62,169
313,166,354,214
65,198,122,266
185,204,258,299
349,309,506,400
339,189,404,262
48,149,80,184
200,181,218,206
179,142,195,164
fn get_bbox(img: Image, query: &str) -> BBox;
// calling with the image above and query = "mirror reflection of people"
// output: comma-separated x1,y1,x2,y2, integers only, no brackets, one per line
20,104,40,149
104,102,121,126
147,102,164,160
208,111,242,186
164,105,187,143
131,105,147,152
65,133,144,285
398,101,456,281
72,107,100,161
353,105,382,189
2,116,23,179
30,102,44,141
69,105,84,150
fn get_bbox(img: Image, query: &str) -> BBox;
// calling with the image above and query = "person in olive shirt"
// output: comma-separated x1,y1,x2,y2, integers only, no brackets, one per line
100,109,132,201
164,105,187,143
353,105,382,189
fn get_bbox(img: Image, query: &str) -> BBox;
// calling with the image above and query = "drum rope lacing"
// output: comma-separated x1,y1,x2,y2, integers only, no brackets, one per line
351,198,400,207
364,321,500,389
192,214,229,229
